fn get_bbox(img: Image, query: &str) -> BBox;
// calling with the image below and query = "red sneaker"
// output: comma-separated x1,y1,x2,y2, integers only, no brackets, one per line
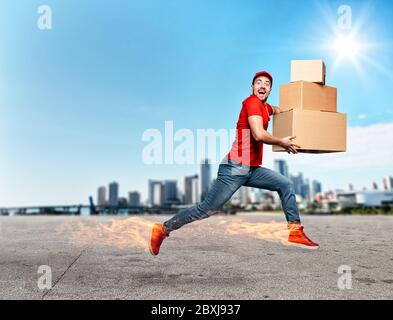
287,226,319,249
149,223,169,255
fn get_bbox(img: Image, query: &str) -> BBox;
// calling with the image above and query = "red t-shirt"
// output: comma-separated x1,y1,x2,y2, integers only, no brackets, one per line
227,95,273,167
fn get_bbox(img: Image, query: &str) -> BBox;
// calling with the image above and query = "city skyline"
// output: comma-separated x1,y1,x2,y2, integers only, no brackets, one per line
92,158,393,208
1,0,393,207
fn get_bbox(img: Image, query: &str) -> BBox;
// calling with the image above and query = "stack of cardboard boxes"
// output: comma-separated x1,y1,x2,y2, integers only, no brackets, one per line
273,60,347,153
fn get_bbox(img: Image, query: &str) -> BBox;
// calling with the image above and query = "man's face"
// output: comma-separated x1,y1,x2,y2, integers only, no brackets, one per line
251,76,272,102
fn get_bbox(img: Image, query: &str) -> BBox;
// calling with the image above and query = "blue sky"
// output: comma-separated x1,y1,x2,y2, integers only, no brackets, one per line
1,0,393,206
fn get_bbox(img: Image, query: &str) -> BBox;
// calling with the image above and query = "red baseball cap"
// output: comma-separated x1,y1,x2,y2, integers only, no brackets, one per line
252,71,273,86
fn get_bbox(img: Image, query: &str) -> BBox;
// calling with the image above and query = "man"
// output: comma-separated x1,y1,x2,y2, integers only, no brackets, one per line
149,71,319,255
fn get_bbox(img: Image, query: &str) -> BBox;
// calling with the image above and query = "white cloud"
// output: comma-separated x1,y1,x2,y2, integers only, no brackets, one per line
265,121,393,170
357,113,367,119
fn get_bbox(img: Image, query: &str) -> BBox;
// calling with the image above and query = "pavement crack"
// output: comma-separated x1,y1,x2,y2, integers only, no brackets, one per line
41,249,86,300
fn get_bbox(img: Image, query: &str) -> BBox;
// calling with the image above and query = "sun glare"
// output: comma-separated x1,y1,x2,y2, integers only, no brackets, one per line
333,34,361,60
316,3,393,80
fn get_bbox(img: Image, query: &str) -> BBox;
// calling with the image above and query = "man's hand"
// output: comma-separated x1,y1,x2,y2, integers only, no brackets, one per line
279,136,300,154
273,107,281,115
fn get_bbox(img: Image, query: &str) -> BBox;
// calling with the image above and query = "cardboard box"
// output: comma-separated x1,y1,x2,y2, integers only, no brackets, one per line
272,109,346,153
291,60,326,84
280,81,337,112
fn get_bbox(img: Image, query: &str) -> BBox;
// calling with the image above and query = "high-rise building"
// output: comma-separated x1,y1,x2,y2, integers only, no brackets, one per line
182,175,199,205
149,180,164,206
164,180,179,204
301,178,311,201
382,176,393,190
311,180,322,200
200,159,211,201
152,182,165,206
240,186,251,205
191,177,199,204
128,191,141,207
109,182,119,207
178,177,185,204
290,173,303,196
97,186,106,206
274,159,289,178
148,180,155,205
372,182,379,190
250,188,263,203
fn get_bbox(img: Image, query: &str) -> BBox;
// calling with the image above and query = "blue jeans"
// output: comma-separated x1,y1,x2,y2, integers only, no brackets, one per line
163,158,300,232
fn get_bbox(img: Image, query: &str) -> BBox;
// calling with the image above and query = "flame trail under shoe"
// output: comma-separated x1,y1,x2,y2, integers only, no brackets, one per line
224,220,290,245
58,217,154,250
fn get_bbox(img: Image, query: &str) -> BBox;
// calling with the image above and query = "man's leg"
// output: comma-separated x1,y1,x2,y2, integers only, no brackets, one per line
244,166,300,223
243,166,319,249
164,168,247,232
149,159,251,255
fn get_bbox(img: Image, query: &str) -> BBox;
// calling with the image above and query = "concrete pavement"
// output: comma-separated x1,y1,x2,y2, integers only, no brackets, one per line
0,214,392,299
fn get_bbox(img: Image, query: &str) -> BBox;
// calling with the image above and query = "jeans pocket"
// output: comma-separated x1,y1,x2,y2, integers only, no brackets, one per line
218,164,230,176
218,162,250,176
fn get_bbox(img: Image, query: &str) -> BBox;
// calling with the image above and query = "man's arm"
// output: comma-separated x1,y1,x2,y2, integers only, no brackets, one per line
248,115,299,154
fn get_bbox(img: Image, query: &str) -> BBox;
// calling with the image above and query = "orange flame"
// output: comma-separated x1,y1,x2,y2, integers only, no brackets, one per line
58,217,154,251
224,220,290,245
57,217,292,251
